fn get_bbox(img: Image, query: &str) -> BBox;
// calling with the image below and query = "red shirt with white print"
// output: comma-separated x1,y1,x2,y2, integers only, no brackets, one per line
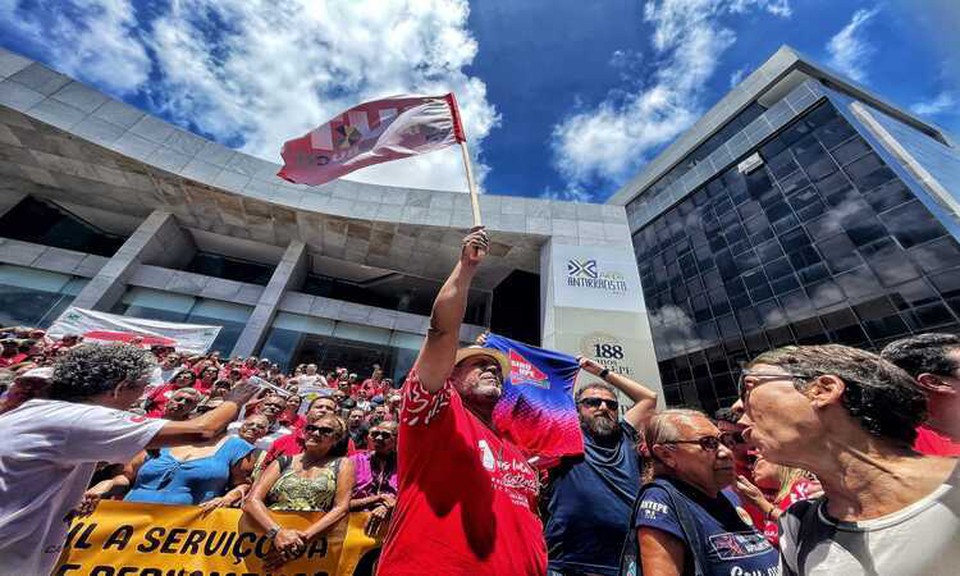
377,369,546,576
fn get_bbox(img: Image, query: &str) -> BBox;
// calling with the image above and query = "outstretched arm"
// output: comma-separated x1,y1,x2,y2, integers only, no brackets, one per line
414,227,488,392
578,356,658,431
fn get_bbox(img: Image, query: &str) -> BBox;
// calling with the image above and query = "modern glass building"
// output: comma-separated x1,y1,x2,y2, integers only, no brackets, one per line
609,46,960,413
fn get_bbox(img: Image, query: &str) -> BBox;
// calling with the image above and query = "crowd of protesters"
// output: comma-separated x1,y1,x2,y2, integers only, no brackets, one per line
0,226,957,576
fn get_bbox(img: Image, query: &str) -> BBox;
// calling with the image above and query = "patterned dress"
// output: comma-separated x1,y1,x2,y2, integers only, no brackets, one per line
266,456,342,512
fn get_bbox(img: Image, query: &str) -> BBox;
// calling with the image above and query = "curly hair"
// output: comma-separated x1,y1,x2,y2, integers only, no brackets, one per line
50,344,157,402
748,344,926,446
880,333,960,378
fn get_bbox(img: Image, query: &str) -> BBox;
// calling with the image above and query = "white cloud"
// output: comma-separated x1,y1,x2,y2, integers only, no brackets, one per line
549,0,792,194
911,92,957,117
729,66,749,88
2,0,498,192
826,8,879,84
0,0,150,94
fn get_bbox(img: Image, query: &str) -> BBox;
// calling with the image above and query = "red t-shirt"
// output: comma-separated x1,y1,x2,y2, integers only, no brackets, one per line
761,478,818,547
914,424,960,456
377,369,546,576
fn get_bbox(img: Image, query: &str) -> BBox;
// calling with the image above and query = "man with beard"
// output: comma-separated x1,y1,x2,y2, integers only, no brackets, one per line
543,356,659,576
378,227,547,576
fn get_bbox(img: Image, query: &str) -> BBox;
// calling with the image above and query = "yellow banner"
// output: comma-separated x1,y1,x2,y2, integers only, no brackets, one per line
55,500,381,576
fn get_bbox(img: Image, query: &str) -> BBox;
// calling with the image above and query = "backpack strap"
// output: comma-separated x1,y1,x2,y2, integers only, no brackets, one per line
619,479,707,576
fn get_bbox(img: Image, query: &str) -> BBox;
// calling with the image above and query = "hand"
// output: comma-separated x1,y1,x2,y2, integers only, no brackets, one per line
474,331,489,346
460,226,488,268
734,474,769,509
576,355,604,377
365,504,391,537
266,529,306,569
198,496,226,513
379,493,397,508
224,380,260,406
75,491,101,517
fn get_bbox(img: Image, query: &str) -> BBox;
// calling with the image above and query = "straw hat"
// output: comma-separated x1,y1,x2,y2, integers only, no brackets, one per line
454,346,510,377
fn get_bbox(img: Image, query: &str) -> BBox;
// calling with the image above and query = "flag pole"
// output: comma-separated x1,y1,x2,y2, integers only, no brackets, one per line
446,93,482,227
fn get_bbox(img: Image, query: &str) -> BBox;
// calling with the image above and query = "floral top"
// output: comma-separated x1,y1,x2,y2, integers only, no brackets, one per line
266,456,342,512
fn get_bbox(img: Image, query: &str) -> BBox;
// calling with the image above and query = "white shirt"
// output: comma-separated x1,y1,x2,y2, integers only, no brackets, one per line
0,399,165,576
780,462,960,576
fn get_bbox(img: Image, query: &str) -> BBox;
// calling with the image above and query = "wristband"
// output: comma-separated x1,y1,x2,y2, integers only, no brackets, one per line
265,526,280,540
598,368,610,379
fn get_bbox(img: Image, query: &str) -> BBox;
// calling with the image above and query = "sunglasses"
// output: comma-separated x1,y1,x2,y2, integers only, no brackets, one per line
370,431,394,440
304,425,338,437
579,397,620,411
661,435,724,451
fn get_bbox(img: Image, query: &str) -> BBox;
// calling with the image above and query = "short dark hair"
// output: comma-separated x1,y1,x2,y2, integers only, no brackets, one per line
574,381,617,403
714,407,738,424
881,333,960,378
50,344,156,402
749,344,926,446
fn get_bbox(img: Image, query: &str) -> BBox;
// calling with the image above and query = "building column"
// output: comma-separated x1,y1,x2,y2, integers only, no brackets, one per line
71,210,191,311
230,240,307,358
539,237,664,407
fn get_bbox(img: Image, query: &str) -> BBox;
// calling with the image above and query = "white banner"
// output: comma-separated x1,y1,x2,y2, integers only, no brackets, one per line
46,307,221,354
552,244,644,312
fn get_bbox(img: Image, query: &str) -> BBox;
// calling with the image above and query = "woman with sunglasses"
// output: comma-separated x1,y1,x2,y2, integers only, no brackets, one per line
621,409,779,576
244,413,355,569
350,421,399,537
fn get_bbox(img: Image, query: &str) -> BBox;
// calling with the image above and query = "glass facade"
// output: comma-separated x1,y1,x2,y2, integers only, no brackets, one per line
0,265,88,327
0,197,126,257
260,312,422,380
185,252,274,286
302,272,489,325
630,101,960,413
113,288,253,354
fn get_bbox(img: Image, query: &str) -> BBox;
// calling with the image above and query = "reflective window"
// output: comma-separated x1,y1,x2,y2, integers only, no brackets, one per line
185,253,274,286
260,312,422,381
0,197,126,257
0,265,87,327
630,102,960,414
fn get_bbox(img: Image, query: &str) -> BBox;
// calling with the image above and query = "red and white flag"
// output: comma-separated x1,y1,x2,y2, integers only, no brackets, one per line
278,93,466,186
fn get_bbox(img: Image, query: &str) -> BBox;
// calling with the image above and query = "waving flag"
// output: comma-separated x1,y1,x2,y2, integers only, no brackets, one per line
278,93,465,186
484,333,584,469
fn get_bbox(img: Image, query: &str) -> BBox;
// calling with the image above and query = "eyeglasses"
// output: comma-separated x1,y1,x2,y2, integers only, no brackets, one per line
304,425,337,437
736,369,809,402
661,435,724,451
719,430,745,448
370,431,394,440
578,397,620,411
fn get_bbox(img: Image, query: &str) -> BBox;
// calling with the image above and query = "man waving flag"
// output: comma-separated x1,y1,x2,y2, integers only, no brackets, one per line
278,93,466,186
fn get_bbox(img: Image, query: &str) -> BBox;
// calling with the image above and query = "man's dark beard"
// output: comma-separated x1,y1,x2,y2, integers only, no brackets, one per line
582,413,619,443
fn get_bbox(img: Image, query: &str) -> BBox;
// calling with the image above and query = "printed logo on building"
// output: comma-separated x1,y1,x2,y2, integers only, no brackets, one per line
566,257,628,294
508,349,550,389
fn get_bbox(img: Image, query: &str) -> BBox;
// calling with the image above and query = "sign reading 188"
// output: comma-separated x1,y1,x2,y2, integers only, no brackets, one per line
593,343,624,359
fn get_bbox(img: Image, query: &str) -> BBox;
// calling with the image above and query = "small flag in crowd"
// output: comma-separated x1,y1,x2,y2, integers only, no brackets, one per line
484,333,584,469
278,94,466,186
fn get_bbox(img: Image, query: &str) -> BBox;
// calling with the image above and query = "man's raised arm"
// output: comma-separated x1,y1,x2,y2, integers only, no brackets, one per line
414,226,488,392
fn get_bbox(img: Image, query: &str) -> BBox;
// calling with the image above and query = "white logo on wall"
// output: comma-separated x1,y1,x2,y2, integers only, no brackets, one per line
553,244,642,312
580,332,632,376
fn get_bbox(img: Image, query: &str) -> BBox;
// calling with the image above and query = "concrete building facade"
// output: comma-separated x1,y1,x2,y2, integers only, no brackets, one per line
0,46,662,393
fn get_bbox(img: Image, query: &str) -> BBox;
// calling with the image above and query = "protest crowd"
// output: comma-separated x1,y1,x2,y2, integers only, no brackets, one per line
0,226,957,576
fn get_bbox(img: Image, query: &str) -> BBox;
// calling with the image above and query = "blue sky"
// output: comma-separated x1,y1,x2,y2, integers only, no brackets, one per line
1,1,956,202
